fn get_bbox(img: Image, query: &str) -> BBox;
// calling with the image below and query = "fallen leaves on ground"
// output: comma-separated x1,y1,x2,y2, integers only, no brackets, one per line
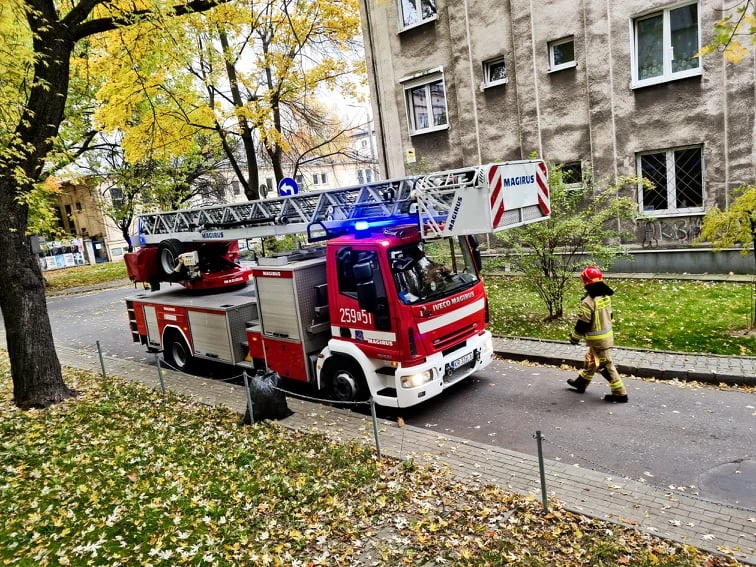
0,352,746,566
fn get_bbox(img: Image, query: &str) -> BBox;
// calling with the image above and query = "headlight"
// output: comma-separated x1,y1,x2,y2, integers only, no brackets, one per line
482,336,493,353
401,370,432,388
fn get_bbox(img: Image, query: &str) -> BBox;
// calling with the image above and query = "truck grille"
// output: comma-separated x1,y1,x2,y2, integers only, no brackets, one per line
434,323,477,351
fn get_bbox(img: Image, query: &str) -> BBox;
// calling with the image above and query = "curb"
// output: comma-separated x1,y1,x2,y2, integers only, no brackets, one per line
493,337,756,387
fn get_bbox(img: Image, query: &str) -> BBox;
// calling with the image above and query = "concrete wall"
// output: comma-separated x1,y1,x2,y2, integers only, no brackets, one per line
359,0,756,247
612,248,755,274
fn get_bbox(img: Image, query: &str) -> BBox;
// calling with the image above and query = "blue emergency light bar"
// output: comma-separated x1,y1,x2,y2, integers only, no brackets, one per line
307,210,421,242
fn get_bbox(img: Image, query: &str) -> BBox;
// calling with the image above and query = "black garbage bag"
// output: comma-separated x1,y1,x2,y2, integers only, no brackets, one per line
242,371,293,423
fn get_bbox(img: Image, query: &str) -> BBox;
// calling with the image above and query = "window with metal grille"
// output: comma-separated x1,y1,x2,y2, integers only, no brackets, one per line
560,162,583,186
637,146,703,214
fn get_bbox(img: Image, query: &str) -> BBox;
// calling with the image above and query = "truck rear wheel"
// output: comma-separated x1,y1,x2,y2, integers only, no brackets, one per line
158,239,184,278
327,358,369,403
163,330,193,372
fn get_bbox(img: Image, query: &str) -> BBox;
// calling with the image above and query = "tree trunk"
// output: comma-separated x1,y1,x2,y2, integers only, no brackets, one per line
0,186,76,408
218,30,260,201
0,4,77,408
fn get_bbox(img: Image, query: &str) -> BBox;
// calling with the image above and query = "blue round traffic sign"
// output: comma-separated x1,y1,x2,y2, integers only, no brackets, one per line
278,177,299,197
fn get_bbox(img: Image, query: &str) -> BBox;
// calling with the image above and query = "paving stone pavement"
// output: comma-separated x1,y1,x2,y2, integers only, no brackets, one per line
493,337,756,386
31,338,756,565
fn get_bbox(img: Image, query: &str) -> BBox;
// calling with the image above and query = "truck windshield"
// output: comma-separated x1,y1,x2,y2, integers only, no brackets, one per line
389,238,479,305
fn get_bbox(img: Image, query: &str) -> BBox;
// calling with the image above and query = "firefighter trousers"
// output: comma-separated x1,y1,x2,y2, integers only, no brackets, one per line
579,346,627,396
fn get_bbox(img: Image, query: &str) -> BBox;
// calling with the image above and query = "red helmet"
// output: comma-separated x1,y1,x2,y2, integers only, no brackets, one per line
580,266,603,285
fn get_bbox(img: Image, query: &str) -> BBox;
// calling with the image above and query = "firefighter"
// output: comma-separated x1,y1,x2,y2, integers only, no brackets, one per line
567,266,628,403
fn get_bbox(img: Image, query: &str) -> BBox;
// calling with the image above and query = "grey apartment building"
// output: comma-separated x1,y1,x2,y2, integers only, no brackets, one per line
358,0,755,264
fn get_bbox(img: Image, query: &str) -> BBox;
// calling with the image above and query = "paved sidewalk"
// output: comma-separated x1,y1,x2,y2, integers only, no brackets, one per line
34,339,756,565
494,337,756,386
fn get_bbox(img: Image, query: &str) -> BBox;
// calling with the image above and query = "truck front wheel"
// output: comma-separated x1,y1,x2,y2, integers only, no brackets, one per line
327,358,369,403
163,330,193,372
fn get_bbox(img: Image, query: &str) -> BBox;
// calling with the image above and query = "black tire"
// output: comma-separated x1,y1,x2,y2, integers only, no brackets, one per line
326,357,369,403
163,330,193,372
157,239,184,278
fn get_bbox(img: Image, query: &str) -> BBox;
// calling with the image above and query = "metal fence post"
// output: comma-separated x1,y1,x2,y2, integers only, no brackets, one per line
243,371,254,425
535,430,548,512
370,398,382,459
96,340,107,379
155,353,166,396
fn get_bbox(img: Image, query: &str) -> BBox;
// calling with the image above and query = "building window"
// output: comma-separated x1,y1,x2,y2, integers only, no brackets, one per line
637,146,703,215
295,174,304,185
404,73,448,136
483,57,508,88
231,181,240,196
632,3,700,88
548,37,576,72
110,188,124,209
560,162,583,186
312,174,319,185
399,0,437,30
366,169,373,183
357,170,364,184
321,173,327,184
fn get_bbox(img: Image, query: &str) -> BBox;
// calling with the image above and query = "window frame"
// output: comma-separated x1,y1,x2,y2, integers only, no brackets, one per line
482,57,508,89
636,145,705,217
401,69,450,136
631,1,702,89
559,161,583,188
397,0,438,33
548,36,576,73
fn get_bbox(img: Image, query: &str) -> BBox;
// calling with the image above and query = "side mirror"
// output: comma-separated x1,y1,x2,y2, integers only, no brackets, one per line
353,260,373,283
353,260,377,312
357,281,378,313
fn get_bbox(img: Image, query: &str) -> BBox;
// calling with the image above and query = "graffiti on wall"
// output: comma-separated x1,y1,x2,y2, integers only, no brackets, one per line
642,217,702,248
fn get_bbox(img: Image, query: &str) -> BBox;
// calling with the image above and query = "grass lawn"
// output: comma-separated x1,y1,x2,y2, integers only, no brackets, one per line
44,262,128,292
485,276,755,356
0,354,744,566
41,262,755,356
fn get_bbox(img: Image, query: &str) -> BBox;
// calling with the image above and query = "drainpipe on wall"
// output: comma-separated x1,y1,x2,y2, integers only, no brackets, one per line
463,0,482,165
362,0,391,178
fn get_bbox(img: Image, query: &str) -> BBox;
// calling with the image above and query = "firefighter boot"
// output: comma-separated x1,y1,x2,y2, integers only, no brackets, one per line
604,393,628,403
567,376,590,393
599,367,613,382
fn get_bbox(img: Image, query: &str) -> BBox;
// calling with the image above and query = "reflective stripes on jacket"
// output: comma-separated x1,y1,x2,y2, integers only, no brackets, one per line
577,295,614,348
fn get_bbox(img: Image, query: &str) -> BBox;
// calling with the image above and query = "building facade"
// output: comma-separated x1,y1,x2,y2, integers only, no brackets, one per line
358,0,755,258
42,179,130,270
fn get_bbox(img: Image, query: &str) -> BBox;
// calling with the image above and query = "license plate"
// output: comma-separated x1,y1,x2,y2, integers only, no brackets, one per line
450,351,474,370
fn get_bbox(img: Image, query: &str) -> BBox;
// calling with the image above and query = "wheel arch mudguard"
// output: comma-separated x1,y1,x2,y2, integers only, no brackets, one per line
317,340,377,392
161,324,193,356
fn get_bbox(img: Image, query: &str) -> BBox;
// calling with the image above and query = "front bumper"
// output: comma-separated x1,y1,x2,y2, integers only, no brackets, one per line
374,330,494,408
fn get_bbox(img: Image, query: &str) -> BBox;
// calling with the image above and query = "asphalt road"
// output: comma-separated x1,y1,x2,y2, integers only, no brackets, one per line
7,284,756,510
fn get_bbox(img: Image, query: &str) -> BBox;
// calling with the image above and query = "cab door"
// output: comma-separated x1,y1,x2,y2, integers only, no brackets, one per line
331,246,397,356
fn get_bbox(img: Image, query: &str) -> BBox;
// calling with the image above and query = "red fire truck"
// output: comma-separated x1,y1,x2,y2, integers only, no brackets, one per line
124,161,550,408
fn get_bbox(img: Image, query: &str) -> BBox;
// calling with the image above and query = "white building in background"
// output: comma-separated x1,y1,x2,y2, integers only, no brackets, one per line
220,129,381,204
